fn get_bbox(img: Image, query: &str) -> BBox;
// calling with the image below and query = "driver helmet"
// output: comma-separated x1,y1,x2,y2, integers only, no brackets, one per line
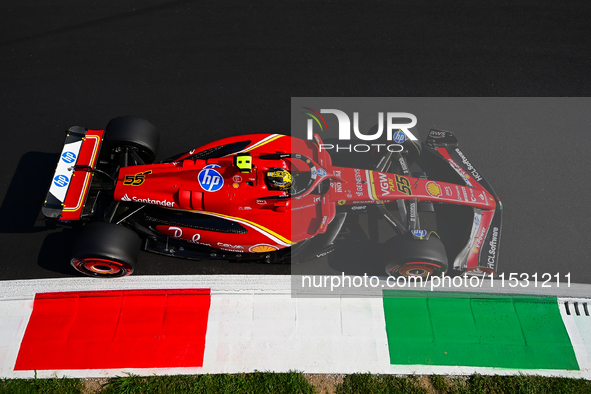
266,168,292,191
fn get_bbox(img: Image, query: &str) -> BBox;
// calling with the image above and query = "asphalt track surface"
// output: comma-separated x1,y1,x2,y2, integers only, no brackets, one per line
1,1,590,283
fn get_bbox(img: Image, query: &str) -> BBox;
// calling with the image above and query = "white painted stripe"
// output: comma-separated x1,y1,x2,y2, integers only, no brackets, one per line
49,140,83,202
559,298,591,373
0,299,34,378
202,295,390,373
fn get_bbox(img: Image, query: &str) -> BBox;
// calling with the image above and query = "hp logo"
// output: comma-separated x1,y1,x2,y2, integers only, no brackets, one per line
393,131,407,143
198,169,223,192
61,151,77,164
53,175,69,188
411,229,427,238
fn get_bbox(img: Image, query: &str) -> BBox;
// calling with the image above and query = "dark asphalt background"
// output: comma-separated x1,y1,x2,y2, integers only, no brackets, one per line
1,0,590,282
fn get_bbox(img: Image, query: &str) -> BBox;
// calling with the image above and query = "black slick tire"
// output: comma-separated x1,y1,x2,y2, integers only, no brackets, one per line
70,222,141,278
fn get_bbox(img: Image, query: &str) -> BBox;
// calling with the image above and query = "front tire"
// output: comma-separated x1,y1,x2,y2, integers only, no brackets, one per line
70,222,141,278
383,233,447,278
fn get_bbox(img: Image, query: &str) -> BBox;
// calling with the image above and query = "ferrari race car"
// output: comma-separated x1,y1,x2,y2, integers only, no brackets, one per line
43,116,502,278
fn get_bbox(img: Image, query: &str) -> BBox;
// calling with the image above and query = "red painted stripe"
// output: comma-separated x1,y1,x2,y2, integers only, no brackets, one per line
15,289,211,370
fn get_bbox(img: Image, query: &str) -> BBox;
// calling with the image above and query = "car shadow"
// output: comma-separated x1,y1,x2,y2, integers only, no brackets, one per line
0,151,85,276
0,151,59,233
37,227,82,276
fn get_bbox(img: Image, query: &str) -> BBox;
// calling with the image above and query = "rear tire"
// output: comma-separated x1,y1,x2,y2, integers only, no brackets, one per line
383,233,447,278
71,222,141,278
105,116,159,164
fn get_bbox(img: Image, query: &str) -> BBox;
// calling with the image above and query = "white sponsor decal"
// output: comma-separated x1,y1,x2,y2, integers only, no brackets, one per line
124,195,175,207
320,215,328,229
169,226,183,238
487,227,499,269
379,172,390,196
469,188,477,202
398,157,408,173
50,139,83,202
455,148,483,182
462,187,469,202
316,250,333,258
446,158,474,187
409,202,416,221
473,226,487,250
217,242,244,250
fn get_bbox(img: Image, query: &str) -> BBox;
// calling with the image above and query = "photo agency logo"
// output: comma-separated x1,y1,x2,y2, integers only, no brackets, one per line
302,107,418,153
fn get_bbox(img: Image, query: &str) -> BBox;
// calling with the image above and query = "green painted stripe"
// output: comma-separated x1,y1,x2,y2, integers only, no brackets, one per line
383,291,579,370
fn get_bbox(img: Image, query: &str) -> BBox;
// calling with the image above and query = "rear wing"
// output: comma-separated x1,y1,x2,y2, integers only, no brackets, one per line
424,129,503,276
43,127,104,221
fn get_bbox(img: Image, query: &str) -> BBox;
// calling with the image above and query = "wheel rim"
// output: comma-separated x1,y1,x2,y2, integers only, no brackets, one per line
72,258,133,277
391,262,441,278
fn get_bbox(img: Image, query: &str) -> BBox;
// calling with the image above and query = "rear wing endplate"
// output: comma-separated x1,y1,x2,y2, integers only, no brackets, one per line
43,127,104,221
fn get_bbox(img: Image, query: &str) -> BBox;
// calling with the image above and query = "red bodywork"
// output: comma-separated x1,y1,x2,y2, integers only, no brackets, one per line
110,133,498,267
59,130,104,221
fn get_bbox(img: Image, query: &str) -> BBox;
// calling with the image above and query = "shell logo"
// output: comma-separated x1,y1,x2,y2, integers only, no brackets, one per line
473,247,479,253
249,244,279,253
426,181,442,198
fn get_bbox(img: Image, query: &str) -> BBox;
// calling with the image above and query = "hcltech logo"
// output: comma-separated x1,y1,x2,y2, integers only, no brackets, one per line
303,108,418,153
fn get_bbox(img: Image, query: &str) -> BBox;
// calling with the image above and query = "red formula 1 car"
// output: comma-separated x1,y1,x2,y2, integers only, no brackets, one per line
43,116,502,278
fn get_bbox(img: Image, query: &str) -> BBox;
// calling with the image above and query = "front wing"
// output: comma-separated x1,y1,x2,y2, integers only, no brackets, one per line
424,129,503,275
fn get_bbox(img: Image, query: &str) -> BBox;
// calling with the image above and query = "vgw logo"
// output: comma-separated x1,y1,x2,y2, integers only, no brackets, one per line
302,108,418,153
